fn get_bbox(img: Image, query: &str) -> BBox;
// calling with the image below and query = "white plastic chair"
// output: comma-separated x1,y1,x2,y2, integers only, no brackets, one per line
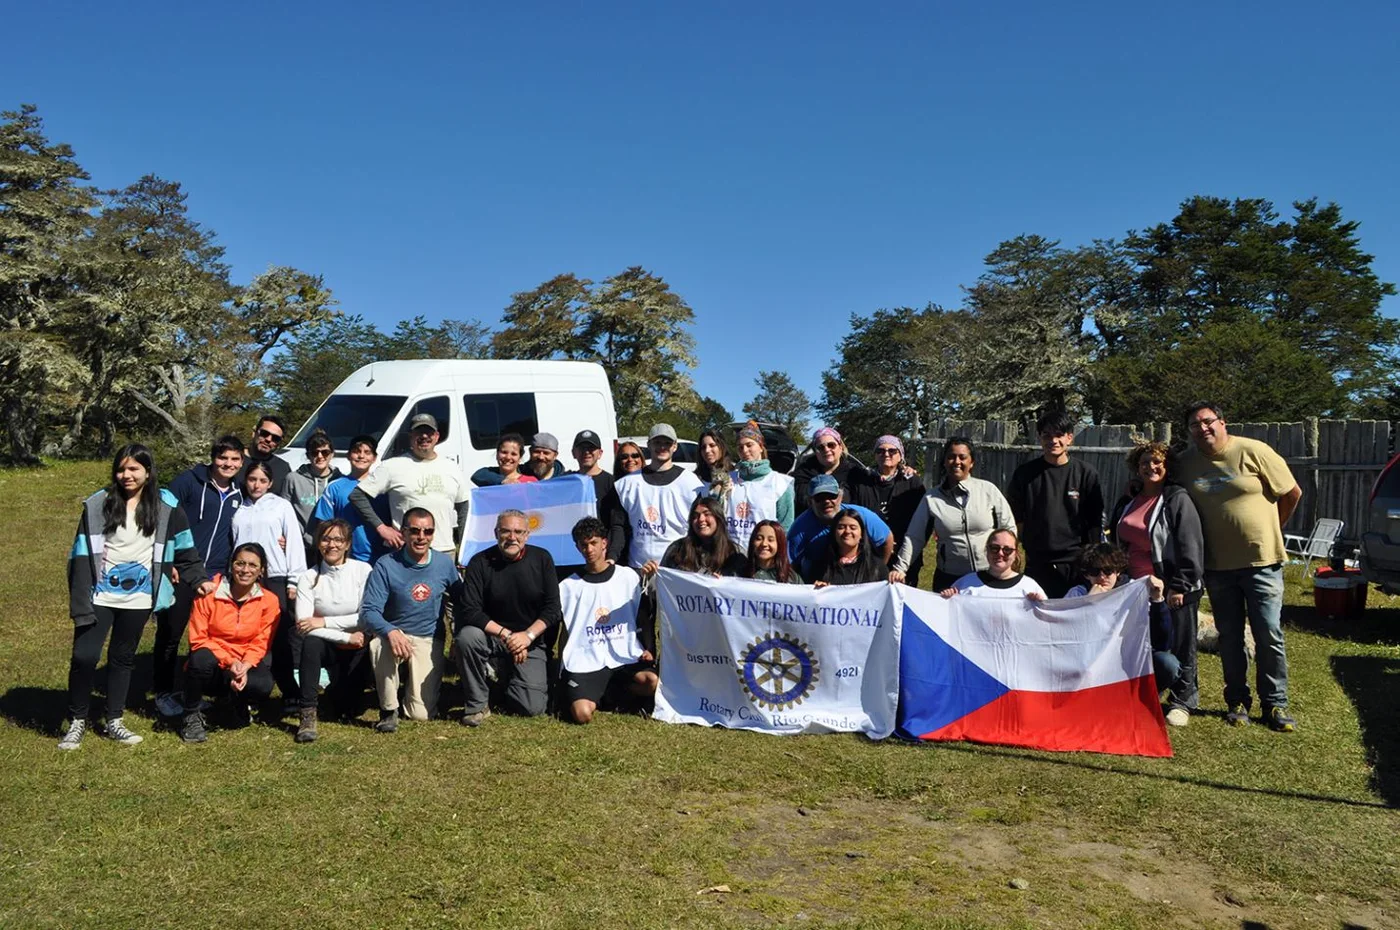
1284,518,1344,574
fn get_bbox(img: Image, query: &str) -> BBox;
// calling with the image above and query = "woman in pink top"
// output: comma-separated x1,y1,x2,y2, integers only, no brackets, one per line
1109,441,1206,727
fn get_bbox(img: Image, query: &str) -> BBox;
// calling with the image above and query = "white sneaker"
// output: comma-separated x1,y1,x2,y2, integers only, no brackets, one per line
58,718,87,751
1165,708,1190,727
154,693,184,717
104,718,144,745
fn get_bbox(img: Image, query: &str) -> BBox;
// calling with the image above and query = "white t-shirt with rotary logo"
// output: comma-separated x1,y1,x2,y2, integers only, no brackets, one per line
560,566,646,673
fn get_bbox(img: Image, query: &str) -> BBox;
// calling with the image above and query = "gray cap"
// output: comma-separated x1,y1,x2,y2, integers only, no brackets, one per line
809,474,841,498
531,432,559,452
408,413,439,432
648,423,678,443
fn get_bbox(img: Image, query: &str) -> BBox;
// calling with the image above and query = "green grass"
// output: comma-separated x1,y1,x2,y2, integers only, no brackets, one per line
2,462,1397,929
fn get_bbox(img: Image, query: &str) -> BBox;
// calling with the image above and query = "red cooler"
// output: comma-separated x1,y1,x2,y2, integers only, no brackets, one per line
1313,567,1369,620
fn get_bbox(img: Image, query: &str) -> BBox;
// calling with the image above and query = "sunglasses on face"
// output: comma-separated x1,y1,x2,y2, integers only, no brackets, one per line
256,428,283,443
817,442,840,451
987,545,1017,556
876,448,899,456
620,452,643,460
309,448,332,458
1086,567,1116,577
405,527,435,537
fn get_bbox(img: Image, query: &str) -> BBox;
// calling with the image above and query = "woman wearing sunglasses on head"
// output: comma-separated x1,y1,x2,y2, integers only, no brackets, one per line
938,528,1045,601
60,444,213,750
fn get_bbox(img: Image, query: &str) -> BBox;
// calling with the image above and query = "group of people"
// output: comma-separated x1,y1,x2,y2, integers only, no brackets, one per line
59,398,1302,750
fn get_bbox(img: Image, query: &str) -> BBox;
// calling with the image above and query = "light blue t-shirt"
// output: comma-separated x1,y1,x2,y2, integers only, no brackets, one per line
787,504,891,581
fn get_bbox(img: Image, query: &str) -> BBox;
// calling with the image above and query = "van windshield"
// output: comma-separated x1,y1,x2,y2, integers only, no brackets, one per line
290,395,408,450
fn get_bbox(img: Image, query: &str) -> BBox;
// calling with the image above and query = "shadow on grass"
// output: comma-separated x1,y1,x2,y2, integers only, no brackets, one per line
1330,654,1400,807
1281,602,1400,647
921,741,1394,810
0,686,67,734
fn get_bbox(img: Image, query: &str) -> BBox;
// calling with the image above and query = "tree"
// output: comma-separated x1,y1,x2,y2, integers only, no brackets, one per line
818,305,973,458
0,104,96,463
492,273,591,359
744,371,811,443
583,266,698,421
266,314,384,428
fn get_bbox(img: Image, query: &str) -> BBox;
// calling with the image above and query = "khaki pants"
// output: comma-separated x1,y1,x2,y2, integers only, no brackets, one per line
370,632,443,720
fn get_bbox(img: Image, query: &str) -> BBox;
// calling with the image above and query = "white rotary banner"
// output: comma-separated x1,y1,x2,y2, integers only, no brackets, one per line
652,569,901,737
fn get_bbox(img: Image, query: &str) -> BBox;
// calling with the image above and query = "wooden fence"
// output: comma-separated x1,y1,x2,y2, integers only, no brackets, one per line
920,418,1394,544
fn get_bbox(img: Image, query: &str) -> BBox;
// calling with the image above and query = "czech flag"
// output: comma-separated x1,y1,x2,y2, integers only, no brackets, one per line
459,474,597,568
896,580,1172,757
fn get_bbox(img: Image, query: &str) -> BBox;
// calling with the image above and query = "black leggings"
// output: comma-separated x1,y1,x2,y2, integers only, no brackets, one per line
299,636,370,715
262,577,303,705
68,605,149,720
152,581,196,695
184,647,274,709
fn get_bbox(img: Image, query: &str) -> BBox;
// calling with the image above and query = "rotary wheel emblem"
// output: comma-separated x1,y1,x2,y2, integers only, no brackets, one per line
737,635,820,710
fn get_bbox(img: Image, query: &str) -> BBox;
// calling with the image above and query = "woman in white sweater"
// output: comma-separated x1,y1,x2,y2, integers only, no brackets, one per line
231,460,308,717
292,519,371,742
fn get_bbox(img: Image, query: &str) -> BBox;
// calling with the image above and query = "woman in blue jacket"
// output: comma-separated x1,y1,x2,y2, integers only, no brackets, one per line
61,444,211,750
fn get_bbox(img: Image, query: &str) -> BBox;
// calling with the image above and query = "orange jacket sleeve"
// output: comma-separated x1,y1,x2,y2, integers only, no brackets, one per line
187,587,236,669
240,591,281,668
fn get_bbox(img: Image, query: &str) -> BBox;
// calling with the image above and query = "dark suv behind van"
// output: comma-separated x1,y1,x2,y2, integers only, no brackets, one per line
1360,452,1400,594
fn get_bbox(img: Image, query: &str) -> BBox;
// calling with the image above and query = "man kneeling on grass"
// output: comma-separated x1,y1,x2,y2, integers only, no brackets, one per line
559,517,657,724
362,508,461,733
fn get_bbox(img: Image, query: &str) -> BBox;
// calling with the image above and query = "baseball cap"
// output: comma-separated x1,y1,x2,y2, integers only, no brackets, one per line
809,474,841,498
408,413,438,431
531,432,560,452
648,423,678,443
572,429,602,450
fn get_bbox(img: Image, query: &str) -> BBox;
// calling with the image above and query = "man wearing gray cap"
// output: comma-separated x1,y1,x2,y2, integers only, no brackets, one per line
528,432,566,481
350,413,470,554
614,423,705,569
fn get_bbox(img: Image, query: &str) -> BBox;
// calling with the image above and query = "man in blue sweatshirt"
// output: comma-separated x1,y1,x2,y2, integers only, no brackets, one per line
361,508,463,732
152,434,246,716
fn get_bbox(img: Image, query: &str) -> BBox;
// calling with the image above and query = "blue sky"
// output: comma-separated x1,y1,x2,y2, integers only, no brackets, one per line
5,2,1397,423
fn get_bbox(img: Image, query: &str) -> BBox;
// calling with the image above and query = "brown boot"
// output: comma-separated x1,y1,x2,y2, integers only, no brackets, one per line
295,707,318,743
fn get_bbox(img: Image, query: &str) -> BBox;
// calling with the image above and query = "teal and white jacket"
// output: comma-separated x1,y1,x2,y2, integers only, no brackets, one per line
67,487,208,626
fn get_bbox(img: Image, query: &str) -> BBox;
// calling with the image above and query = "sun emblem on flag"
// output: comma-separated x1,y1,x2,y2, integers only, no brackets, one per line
737,635,820,710
526,511,544,531
645,505,660,522
410,582,432,602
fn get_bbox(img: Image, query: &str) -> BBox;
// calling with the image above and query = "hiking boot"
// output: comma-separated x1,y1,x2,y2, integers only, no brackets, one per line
296,707,318,743
1267,707,1296,732
1225,703,1251,727
104,718,143,745
181,711,208,743
374,709,399,733
57,718,87,751
460,708,491,728
154,692,184,718
1165,707,1190,727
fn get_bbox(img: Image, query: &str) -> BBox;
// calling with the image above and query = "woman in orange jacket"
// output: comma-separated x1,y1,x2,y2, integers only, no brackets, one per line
180,542,282,743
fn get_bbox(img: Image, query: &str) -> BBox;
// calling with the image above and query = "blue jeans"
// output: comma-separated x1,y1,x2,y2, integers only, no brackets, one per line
1153,650,1182,694
1204,564,1288,711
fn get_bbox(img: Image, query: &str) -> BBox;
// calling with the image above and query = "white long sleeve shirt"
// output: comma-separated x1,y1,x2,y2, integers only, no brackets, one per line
295,559,372,644
231,493,308,583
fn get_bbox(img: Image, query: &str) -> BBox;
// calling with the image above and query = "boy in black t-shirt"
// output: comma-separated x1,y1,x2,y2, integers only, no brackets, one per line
1006,412,1105,598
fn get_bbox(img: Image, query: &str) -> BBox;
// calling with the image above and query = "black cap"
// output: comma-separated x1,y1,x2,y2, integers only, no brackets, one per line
572,429,602,450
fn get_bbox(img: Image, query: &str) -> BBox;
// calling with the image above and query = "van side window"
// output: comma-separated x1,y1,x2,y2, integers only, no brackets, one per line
391,395,451,455
464,393,539,450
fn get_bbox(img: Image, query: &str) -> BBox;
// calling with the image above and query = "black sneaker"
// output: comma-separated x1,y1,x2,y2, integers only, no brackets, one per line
374,709,398,733
181,712,208,744
1266,707,1296,732
1225,703,1251,727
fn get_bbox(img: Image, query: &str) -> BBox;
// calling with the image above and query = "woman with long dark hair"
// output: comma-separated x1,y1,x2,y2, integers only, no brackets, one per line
695,429,734,505
745,520,802,584
60,444,211,750
645,496,749,578
470,433,539,487
231,459,307,716
811,509,890,586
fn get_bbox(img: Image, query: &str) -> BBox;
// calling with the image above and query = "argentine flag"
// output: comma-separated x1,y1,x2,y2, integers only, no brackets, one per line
458,474,597,568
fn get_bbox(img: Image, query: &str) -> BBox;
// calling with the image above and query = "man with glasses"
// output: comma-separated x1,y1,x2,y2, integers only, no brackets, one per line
362,508,462,732
455,509,563,724
793,426,858,513
1007,411,1105,598
241,414,292,495
614,423,705,568
568,429,627,564
787,474,894,582
1175,402,1302,732
350,413,469,556
285,429,344,564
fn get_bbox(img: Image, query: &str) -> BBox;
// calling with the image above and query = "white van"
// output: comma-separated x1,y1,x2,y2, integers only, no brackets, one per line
280,359,618,479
